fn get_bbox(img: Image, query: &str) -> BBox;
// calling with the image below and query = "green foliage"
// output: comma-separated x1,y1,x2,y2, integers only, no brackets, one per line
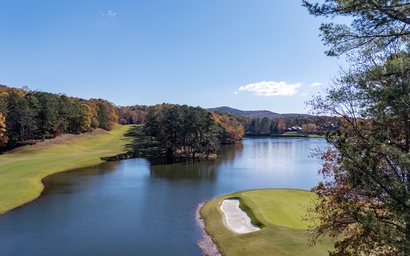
244,115,338,135
36,92,59,139
309,52,410,255
0,85,120,152
304,1,410,254
143,104,226,159
302,0,410,57
0,112,8,149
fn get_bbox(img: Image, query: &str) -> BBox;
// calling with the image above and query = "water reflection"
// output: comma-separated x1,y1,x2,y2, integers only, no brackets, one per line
149,142,244,180
150,161,218,180
216,141,244,164
41,161,121,196
0,137,327,256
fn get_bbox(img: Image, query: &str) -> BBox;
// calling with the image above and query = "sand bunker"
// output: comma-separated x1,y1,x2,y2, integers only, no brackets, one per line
220,199,260,234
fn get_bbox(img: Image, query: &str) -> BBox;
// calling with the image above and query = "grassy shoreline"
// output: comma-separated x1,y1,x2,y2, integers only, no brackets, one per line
200,188,334,256
0,125,132,214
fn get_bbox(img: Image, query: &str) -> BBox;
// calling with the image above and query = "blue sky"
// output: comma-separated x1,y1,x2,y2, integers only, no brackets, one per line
0,1,344,113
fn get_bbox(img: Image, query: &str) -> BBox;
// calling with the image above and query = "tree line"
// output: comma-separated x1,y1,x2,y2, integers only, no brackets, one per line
0,85,118,151
0,86,245,157
117,105,149,125
0,82,342,155
242,115,339,135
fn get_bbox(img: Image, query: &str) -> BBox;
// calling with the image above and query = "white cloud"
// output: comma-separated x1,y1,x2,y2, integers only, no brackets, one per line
101,10,117,17
310,82,322,87
236,81,301,96
108,10,117,16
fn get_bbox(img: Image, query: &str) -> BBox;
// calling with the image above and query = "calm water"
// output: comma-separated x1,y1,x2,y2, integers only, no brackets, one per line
0,137,327,256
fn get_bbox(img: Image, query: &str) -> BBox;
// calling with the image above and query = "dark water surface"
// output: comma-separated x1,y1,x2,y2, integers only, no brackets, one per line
0,137,327,256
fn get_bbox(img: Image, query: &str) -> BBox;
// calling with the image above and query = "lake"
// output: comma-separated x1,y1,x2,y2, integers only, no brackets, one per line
0,137,327,256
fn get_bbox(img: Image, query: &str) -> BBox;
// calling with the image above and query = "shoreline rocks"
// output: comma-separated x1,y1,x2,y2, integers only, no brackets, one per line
196,203,221,256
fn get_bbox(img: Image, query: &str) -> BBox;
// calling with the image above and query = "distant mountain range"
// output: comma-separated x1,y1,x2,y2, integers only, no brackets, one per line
207,106,308,118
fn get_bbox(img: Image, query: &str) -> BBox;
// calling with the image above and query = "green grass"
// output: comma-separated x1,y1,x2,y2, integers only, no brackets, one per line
271,132,323,138
240,189,315,230
0,125,132,214
200,188,334,256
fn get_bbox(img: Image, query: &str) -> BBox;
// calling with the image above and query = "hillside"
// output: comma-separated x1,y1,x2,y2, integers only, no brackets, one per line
208,106,307,118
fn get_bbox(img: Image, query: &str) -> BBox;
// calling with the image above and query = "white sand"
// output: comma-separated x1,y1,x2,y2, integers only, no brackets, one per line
220,199,260,234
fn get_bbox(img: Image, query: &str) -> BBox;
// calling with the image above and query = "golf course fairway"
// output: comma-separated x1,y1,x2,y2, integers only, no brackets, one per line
0,125,132,214
200,189,334,256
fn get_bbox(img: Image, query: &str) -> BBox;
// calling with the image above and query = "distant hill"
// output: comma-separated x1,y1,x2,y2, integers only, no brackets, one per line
208,106,306,118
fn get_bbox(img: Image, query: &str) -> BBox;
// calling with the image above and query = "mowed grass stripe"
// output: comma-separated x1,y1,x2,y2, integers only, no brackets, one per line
0,125,132,214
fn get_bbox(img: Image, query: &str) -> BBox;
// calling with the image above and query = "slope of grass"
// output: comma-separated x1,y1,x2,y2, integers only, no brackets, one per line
240,189,315,230
0,125,132,214
200,189,334,256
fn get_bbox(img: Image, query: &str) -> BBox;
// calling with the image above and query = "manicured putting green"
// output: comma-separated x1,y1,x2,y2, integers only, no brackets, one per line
200,188,333,256
241,189,316,230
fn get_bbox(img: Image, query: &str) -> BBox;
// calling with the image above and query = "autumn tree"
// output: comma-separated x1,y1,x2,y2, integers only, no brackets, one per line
0,112,8,150
79,104,93,133
301,123,316,133
309,52,410,255
305,0,410,254
0,91,8,150
92,99,118,131
276,118,287,133
211,111,244,143
117,105,148,125
83,99,100,129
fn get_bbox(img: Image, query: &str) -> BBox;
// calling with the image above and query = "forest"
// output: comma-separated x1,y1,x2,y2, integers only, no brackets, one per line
1,0,409,254
0,84,340,156
242,115,339,135
0,85,244,158
142,104,244,159
0,85,118,151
